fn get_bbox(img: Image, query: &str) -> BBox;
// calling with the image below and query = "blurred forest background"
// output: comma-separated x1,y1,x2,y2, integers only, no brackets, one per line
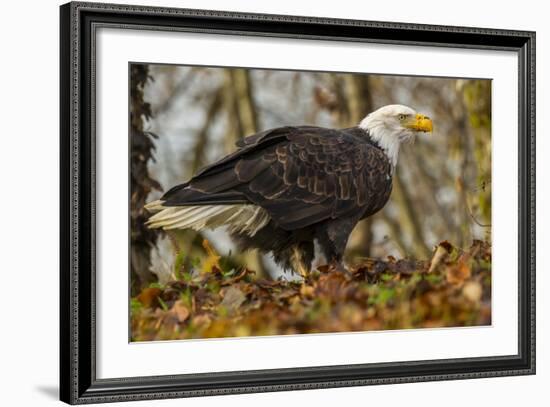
130,64,492,340
130,63,491,293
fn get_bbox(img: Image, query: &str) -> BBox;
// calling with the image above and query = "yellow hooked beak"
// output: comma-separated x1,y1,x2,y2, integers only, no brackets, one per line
404,113,433,133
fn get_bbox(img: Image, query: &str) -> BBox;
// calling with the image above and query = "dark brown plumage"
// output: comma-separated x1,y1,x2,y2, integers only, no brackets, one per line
156,125,393,275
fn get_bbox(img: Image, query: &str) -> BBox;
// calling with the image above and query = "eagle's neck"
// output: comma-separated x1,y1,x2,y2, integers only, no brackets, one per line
359,123,401,168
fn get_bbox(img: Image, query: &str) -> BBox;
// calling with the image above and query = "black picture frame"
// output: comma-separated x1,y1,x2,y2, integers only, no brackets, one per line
60,1,536,404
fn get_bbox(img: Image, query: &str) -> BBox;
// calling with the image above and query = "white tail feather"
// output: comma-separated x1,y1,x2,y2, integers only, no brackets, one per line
145,203,271,237
144,199,166,212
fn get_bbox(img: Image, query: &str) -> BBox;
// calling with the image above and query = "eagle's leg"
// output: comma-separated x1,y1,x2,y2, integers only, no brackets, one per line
317,217,359,273
289,241,314,278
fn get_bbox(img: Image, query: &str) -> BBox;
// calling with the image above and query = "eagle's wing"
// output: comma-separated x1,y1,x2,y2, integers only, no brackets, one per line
160,126,392,230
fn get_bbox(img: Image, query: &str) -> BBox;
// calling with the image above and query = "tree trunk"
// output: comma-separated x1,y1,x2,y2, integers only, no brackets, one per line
341,74,375,259
224,69,267,277
390,172,431,258
461,80,492,231
130,64,161,295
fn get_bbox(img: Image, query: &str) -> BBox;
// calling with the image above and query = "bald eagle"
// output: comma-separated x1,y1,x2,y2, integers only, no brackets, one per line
145,104,433,276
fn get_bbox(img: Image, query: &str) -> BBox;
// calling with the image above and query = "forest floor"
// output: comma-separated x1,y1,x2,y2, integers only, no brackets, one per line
131,240,491,341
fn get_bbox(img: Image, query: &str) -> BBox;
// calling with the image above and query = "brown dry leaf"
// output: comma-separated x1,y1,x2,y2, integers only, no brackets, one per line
192,314,212,329
171,300,190,323
447,254,472,285
315,272,349,301
393,259,422,275
256,278,281,289
469,239,491,261
221,268,253,286
315,264,331,275
136,287,162,308
220,286,246,312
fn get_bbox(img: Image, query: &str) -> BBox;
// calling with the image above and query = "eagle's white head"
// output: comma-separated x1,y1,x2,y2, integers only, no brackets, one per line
359,104,433,167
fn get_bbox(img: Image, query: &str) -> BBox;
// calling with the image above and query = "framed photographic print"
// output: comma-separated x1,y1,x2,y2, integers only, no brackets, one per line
60,1,535,404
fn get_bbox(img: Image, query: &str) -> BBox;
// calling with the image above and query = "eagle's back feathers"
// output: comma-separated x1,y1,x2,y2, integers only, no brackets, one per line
150,126,392,232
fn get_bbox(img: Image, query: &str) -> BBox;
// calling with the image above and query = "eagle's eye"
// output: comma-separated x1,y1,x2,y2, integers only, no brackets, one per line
398,114,407,121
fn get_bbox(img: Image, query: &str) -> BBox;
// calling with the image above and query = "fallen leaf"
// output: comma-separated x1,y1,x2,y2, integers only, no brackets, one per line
222,268,253,286
171,300,190,322
220,286,246,312
136,287,162,308
192,314,212,329
315,272,349,301
447,254,472,285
